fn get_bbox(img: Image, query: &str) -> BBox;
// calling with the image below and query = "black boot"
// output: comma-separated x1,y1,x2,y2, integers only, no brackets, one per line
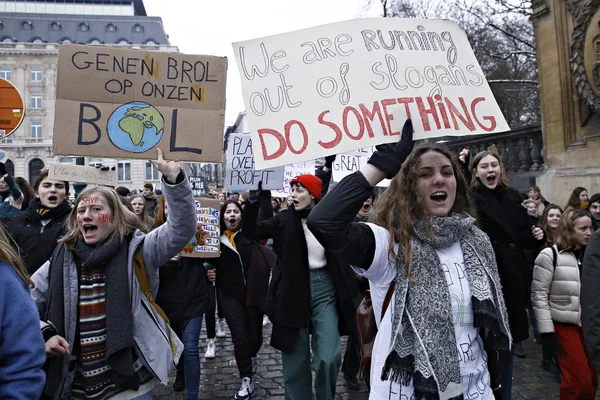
173,368,185,392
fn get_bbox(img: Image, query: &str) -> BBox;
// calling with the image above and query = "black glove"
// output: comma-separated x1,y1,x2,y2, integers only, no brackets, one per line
0,162,6,177
541,332,563,355
3,174,15,189
250,181,271,202
367,119,414,179
324,155,336,169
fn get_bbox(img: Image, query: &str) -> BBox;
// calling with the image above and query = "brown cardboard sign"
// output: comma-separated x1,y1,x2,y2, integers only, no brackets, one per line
181,198,221,258
48,163,117,186
53,44,227,162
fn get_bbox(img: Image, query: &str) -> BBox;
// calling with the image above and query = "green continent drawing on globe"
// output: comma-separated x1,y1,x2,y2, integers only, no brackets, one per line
118,105,164,146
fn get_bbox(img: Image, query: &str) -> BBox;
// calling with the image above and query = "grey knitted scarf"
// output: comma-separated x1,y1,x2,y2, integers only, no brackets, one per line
381,213,511,400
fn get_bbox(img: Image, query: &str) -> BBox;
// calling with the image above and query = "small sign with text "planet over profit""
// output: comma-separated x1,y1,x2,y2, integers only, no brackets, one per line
53,44,227,162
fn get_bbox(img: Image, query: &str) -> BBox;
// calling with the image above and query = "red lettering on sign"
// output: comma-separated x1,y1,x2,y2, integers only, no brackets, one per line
258,128,286,161
317,110,342,149
471,97,497,132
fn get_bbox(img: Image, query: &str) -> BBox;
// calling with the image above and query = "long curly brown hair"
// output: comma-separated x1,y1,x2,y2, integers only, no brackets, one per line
372,144,475,278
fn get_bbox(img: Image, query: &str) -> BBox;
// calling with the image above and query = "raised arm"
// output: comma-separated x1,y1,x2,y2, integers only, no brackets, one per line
142,149,196,269
316,155,335,198
242,186,280,240
308,119,414,270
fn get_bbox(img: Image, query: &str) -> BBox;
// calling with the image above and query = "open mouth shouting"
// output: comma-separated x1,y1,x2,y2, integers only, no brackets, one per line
430,191,448,203
46,195,59,205
486,174,497,186
82,223,98,238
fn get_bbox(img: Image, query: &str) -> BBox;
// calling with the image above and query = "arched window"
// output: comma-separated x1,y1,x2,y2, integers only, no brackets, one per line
78,23,89,32
1,36,15,43
49,21,62,31
116,39,130,46
28,158,44,185
5,160,14,178
132,24,144,33
59,37,72,43
31,37,44,44
144,39,158,46
89,38,102,45
106,23,117,33
21,21,33,30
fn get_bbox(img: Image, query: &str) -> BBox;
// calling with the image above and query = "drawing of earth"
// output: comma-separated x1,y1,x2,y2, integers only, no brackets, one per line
106,101,164,153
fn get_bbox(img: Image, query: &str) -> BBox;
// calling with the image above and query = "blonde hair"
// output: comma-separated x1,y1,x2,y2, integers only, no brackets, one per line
372,145,474,279
61,186,142,249
0,224,33,287
130,194,154,229
555,209,592,250
470,151,510,190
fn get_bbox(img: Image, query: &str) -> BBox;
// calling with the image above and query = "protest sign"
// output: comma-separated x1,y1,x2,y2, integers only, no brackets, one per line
233,18,509,169
188,176,206,197
53,44,227,162
272,161,315,197
181,198,221,258
225,133,284,190
49,163,117,186
332,147,390,187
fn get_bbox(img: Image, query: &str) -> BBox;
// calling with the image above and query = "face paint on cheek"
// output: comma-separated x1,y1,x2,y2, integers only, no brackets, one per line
77,216,82,225
98,213,112,223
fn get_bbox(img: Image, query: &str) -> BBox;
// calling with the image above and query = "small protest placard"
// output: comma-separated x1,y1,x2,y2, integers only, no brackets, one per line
233,18,509,169
332,147,390,187
272,161,315,197
181,198,221,258
188,176,206,197
225,133,284,190
48,163,117,186
53,44,227,162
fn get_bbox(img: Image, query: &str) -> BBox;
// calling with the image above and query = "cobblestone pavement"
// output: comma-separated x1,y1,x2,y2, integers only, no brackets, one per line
153,321,598,400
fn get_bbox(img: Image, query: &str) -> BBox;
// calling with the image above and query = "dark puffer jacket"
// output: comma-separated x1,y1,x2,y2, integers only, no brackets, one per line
7,199,71,274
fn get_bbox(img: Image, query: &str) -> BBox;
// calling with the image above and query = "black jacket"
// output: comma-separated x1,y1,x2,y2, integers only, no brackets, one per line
470,186,545,342
582,230,600,371
155,256,210,324
7,200,71,275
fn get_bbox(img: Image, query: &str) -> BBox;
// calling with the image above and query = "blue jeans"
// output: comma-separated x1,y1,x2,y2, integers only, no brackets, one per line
181,316,203,400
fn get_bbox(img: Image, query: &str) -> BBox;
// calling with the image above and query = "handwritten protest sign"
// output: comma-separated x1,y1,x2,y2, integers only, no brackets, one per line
181,198,221,258
225,133,284,190
233,18,509,169
272,161,315,197
54,44,227,162
188,176,206,197
49,163,117,186
332,147,390,187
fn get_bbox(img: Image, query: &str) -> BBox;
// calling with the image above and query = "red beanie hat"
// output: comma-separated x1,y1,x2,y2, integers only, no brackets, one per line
290,174,322,201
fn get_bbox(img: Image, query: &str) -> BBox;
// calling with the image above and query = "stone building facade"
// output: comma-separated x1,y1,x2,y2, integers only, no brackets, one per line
0,0,179,192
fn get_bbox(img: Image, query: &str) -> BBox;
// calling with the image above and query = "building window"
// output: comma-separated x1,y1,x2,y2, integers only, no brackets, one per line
29,158,44,185
78,22,89,32
30,67,42,81
50,21,62,31
31,37,44,44
1,37,15,43
0,67,11,81
132,24,144,33
118,160,131,181
58,157,76,164
31,120,42,138
21,21,33,30
106,23,117,32
59,37,72,43
145,161,160,181
116,39,130,45
88,157,103,167
89,38,102,45
144,39,157,46
31,92,42,108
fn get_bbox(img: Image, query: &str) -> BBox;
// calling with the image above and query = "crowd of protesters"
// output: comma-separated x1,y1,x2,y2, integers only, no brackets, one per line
3,122,600,400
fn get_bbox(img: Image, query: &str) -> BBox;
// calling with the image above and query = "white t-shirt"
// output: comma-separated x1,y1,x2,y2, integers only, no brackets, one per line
362,224,493,400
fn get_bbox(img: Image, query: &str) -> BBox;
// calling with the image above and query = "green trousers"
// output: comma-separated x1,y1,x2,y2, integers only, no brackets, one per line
282,268,342,400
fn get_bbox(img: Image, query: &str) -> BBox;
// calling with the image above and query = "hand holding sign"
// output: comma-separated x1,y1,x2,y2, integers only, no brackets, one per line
150,148,180,183
367,119,414,179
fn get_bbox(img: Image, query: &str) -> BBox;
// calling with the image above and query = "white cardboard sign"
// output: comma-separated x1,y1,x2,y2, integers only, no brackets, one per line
272,161,315,197
332,147,391,187
225,133,285,190
234,18,509,169
48,163,117,186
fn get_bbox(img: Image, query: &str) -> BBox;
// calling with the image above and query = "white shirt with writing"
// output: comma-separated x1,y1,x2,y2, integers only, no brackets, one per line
362,224,493,400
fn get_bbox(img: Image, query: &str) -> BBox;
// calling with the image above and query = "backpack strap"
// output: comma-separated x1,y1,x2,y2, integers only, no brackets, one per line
133,249,176,356
381,280,396,323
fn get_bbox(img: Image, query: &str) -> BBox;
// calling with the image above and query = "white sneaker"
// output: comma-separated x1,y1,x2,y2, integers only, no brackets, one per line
262,315,270,327
234,377,254,400
204,339,216,359
216,319,226,338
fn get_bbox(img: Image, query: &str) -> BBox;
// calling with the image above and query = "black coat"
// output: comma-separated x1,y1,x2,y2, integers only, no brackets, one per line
155,256,210,324
582,230,600,371
7,200,71,275
471,186,545,342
